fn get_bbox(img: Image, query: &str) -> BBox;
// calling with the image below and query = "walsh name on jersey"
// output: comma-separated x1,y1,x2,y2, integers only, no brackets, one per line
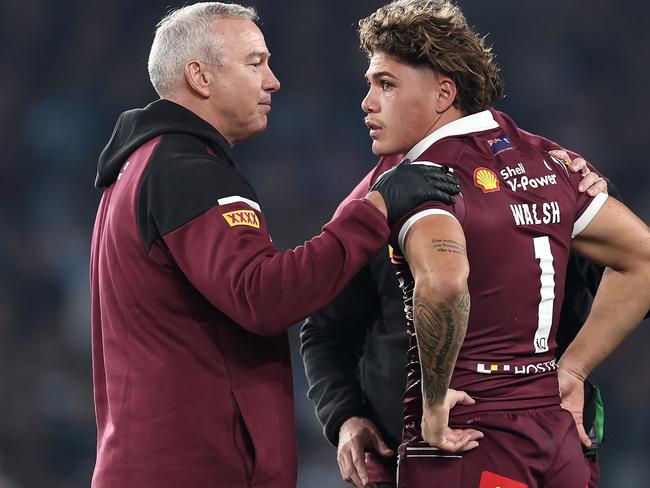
510,201,561,226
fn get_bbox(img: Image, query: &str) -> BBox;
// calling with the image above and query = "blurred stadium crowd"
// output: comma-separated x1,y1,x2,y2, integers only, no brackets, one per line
0,0,648,486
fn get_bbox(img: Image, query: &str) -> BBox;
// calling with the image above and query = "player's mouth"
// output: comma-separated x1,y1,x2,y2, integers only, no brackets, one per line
365,119,383,138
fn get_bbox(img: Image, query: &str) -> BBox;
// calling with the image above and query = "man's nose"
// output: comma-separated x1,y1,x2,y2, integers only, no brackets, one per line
263,66,281,92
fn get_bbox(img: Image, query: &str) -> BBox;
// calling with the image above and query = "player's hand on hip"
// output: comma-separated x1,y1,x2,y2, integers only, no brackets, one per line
558,367,592,448
337,416,394,488
421,389,483,452
548,149,607,196
366,162,460,223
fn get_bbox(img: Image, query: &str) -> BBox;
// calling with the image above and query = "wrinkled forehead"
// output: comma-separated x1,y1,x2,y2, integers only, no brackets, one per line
215,17,270,59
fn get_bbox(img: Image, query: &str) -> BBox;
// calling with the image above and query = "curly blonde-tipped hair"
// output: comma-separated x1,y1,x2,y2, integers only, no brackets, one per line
358,0,504,115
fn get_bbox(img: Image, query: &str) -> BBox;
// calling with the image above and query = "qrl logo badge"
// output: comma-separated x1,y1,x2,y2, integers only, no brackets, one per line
473,167,500,193
222,210,260,229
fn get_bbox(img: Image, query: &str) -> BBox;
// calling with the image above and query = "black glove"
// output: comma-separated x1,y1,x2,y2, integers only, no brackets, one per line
370,161,460,223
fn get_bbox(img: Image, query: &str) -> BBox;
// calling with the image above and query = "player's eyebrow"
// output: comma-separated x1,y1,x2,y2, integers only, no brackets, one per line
365,70,398,82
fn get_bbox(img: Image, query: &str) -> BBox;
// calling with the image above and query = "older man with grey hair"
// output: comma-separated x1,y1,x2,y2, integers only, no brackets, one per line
90,2,460,487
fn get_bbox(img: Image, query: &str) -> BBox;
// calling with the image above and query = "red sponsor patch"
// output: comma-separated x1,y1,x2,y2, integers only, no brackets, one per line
479,470,527,488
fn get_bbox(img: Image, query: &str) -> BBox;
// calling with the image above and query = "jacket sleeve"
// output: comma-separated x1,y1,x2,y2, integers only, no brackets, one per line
300,263,380,445
299,158,404,445
141,154,390,336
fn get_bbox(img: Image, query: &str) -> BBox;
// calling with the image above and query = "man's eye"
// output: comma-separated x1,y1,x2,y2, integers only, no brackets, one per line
381,81,394,90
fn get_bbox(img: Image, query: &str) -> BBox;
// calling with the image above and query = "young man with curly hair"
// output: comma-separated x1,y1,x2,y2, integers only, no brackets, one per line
332,1,650,486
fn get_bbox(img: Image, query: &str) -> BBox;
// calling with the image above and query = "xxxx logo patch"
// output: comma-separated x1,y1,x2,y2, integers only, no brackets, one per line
222,209,260,229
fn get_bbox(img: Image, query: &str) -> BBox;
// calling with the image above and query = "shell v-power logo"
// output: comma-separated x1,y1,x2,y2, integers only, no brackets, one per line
473,167,500,193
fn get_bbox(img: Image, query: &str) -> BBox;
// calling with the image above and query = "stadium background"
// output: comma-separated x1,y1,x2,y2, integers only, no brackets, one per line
1,0,648,486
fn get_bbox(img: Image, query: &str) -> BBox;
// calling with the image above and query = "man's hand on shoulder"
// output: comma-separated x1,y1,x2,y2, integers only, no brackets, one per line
337,416,394,488
366,162,460,222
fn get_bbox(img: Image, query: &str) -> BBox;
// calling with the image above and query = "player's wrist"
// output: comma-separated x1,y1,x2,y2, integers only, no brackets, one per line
557,362,588,383
558,342,594,381
422,399,448,415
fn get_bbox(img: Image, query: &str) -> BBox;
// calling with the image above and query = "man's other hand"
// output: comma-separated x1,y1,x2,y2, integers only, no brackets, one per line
337,416,394,488
548,149,607,197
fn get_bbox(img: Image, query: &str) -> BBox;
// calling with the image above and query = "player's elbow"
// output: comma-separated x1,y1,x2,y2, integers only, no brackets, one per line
638,252,650,298
622,237,650,294
414,267,469,305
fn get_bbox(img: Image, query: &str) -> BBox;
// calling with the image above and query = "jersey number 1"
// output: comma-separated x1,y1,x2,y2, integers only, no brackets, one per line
533,236,555,353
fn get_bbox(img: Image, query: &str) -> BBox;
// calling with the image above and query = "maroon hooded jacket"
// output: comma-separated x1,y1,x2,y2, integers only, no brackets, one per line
90,99,389,487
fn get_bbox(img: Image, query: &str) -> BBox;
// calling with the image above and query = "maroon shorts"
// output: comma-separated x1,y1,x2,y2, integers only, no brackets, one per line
587,454,599,488
366,451,397,484
397,406,590,488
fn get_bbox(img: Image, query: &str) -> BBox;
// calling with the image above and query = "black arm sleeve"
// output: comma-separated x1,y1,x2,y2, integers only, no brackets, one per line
300,263,380,446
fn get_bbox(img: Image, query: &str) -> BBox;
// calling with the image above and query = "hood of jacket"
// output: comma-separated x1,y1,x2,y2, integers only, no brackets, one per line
95,98,233,188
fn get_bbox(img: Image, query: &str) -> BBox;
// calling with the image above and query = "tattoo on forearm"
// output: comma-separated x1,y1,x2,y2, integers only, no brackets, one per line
457,293,470,315
414,292,470,407
431,239,466,256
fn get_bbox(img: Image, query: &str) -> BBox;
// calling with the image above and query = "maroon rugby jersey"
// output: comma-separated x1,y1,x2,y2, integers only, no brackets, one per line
386,109,607,444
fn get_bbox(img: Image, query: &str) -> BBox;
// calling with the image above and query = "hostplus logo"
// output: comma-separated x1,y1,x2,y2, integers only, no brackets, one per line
476,358,557,375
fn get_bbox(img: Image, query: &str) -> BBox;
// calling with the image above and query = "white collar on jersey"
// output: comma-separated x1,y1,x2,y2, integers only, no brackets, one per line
402,110,499,163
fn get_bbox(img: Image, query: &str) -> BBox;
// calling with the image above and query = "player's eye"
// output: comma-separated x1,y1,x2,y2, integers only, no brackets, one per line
381,80,394,91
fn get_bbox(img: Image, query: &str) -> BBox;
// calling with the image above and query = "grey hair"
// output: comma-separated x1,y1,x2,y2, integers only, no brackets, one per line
148,2,258,97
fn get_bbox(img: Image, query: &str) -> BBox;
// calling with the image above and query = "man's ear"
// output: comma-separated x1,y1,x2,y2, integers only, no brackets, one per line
434,74,457,113
184,60,211,98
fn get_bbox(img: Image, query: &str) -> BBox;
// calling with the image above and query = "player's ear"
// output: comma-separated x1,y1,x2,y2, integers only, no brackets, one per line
434,73,457,113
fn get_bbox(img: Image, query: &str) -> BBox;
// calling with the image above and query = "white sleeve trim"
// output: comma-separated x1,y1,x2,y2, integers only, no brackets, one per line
412,161,454,173
572,192,608,238
217,195,261,212
398,209,459,254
